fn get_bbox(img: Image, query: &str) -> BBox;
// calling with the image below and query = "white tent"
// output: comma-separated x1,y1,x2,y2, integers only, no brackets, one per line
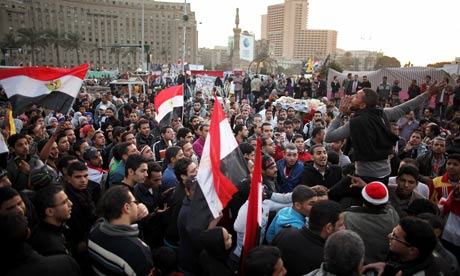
327,67,454,99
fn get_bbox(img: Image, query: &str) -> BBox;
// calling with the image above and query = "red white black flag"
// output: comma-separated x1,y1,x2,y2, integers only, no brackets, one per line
154,85,183,128
0,64,89,116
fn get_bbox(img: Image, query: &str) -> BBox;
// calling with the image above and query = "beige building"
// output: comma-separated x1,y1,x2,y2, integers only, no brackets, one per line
335,49,383,71
0,0,199,70
262,0,337,61
198,46,230,70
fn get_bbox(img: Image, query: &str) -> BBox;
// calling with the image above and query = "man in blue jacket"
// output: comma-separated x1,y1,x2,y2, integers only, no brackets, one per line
277,143,304,193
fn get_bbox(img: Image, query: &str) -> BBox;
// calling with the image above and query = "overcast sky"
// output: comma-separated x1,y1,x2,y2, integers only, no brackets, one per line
161,0,460,66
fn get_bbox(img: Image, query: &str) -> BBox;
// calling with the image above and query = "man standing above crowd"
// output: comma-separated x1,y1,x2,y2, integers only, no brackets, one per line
326,84,440,184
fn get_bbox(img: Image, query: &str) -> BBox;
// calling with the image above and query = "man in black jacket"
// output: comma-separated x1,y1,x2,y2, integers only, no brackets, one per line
63,162,97,273
88,185,153,275
0,213,82,276
301,144,342,189
271,200,345,275
416,136,447,184
30,185,72,256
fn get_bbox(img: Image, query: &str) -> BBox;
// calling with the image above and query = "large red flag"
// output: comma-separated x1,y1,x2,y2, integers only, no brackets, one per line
196,95,239,218
242,138,263,259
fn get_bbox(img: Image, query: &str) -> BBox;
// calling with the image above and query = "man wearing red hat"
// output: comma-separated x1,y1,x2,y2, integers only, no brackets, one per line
343,181,400,264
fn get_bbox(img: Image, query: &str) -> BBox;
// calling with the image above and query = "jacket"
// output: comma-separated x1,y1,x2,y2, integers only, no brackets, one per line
276,159,304,193
272,225,325,276
2,243,82,276
29,221,70,256
429,173,456,204
416,152,447,180
265,207,306,243
349,107,398,162
301,161,342,189
88,219,153,276
64,183,97,256
344,205,399,264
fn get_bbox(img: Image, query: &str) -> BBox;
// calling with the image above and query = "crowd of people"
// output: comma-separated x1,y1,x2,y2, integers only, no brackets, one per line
0,71,460,276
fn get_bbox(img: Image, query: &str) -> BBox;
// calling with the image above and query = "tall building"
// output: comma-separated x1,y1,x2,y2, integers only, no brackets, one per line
0,0,199,70
262,0,337,62
198,46,230,70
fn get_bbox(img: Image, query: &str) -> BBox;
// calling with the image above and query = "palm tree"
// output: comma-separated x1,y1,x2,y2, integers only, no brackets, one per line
64,32,84,65
17,28,47,66
44,29,66,67
0,32,21,66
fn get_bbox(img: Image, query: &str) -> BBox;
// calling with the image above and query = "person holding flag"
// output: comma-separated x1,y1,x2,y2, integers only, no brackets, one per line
186,94,250,246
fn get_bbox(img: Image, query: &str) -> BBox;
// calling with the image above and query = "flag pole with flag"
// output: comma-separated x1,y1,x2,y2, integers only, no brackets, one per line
187,94,250,233
154,84,183,129
0,64,89,116
242,138,263,260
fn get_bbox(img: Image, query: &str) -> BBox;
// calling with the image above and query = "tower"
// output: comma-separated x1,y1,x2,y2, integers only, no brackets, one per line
232,8,241,69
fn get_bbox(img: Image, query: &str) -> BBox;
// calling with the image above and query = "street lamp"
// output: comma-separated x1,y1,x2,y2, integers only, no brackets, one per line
141,0,145,71
182,0,187,75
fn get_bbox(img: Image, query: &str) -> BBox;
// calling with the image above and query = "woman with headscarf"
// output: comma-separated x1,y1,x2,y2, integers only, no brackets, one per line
198,227,235,276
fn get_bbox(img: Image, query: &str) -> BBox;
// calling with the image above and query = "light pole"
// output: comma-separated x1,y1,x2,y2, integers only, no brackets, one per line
182,0,187,75
141,0,145,71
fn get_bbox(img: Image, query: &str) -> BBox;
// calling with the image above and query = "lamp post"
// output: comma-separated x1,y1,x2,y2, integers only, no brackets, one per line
141,0,145,71
182,0,187,75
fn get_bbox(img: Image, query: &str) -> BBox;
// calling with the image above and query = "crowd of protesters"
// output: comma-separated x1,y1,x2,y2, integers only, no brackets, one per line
0,70,459,276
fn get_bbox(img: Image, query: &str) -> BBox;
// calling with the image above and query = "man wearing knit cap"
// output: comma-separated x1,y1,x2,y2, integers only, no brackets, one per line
262,155,279,197
343,181,400,264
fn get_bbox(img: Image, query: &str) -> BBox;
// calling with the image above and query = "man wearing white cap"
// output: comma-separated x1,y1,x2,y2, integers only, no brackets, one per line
343,181,400,264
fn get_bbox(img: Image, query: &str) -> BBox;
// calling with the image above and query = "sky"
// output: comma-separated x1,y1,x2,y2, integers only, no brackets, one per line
161,0,460,66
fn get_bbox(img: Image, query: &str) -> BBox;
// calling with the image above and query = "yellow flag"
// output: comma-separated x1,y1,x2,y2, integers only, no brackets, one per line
7,107,16,135
306,58,313,73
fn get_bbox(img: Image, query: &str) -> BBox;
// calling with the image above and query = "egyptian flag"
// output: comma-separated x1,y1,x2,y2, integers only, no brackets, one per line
242,138,263,259
187,95,250,233
154,85,183,129
0,64,89,116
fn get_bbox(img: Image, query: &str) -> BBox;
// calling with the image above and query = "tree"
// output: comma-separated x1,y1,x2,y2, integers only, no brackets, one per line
427,61,450,68
319,61,343,78
63,32,84,65
17,28,47,66
44,29,66,67
374,56,401,69
0,32,21,66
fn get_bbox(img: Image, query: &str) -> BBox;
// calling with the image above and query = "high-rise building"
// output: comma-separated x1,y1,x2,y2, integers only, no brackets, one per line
0,0,199,70
262,0,337,62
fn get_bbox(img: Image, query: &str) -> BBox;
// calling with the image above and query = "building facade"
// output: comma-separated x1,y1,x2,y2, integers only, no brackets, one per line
262,0,337,62
334,49,383,71
0,0,199,70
